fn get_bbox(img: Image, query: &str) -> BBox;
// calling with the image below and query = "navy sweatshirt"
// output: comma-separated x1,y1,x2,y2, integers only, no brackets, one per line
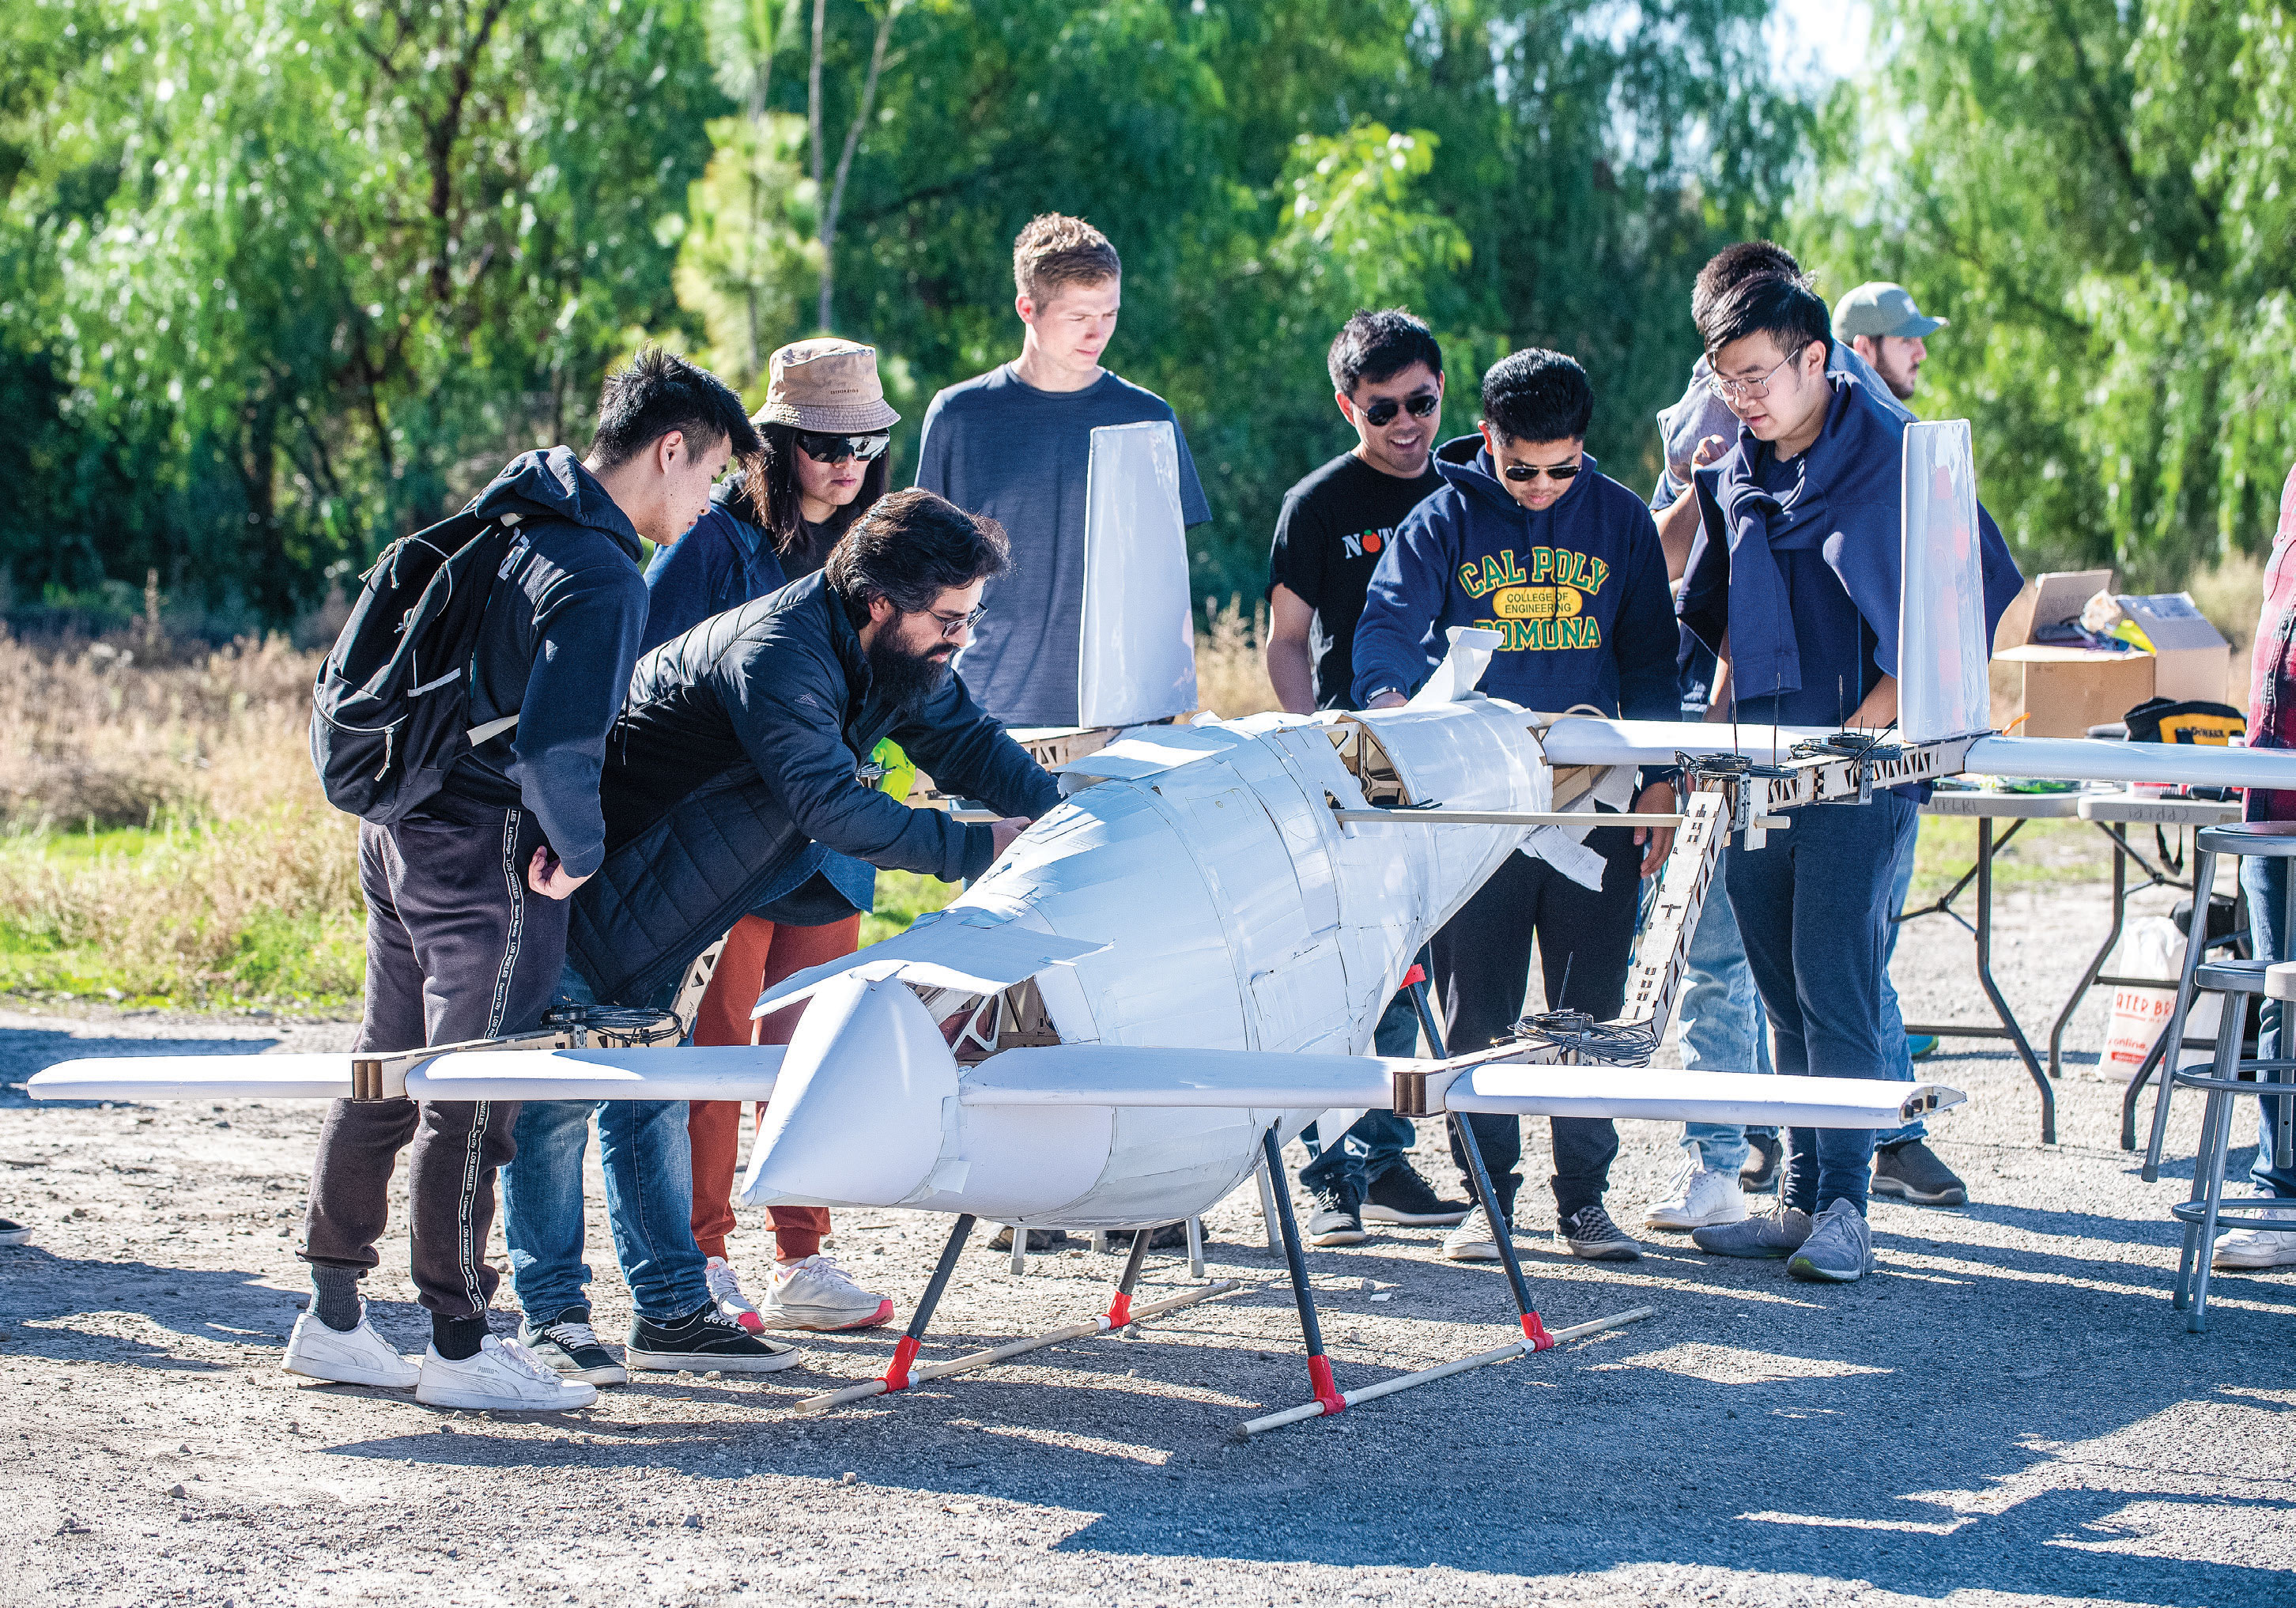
437,447,648,878
1351,436,1679,722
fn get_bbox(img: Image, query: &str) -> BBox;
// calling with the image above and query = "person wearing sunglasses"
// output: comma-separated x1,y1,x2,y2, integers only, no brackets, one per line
1351,349,1682,1270
634,338,904,1345
1263,309,1473,1249
1675,271,2020,1284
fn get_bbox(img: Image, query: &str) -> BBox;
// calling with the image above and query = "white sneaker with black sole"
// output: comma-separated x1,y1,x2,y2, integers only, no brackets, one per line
1644,1161,1750,1232
417,1335,597,1411
519,1306,629,1386
626,1303,803,1372
282,1305,421,1390
757,1255,894,1331
1560,1205,1642,1262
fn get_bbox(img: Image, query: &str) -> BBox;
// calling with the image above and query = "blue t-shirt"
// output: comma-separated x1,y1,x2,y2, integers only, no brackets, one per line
915,364,1210,726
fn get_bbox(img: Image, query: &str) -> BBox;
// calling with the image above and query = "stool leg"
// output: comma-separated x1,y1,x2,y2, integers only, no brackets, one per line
2174,1083,2229,1312
2187,1013,2249,1332
2144,848,2219,1182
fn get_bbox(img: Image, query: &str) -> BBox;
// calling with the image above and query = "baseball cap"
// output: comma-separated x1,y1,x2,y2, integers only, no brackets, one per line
1832,282,1947,341
755,338,901,433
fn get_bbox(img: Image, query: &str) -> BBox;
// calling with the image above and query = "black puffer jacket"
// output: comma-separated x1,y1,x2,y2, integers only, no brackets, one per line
568,572,1061,1005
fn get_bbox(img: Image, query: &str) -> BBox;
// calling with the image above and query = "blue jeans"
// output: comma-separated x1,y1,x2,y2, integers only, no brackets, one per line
2237,856,2296,1198
1874,819,1928,1149
1728,793,1920,1217
1678,847,1775,1175
1301,992,1422,1197
501,1099,712,1325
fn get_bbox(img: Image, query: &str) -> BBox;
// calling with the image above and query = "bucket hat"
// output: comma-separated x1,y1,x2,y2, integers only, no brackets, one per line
755,338,901,432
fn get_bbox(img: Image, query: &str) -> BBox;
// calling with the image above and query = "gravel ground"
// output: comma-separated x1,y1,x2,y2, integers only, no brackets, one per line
2,867,2293,1608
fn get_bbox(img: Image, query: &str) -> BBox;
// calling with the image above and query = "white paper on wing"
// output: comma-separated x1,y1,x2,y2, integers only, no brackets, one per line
1898,418,1993,742
1078,420,1197,726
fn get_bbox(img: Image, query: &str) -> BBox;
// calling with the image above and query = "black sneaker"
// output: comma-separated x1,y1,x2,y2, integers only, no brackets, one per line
1559,1204,1643,1262
625,1304,802,1373
986,1226,1069,1253
1307,1183,1369,1246
1361,1163,1473,1225
519,1305,629,1386
1739,1132,1784,1193
1871,1140,1968,1206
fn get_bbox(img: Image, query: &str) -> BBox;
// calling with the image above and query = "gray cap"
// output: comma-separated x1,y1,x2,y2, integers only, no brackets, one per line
1833,281,1947,341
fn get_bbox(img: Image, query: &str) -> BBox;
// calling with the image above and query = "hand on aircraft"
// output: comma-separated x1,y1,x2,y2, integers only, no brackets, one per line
990,816,1032,859
1632,781,1676,877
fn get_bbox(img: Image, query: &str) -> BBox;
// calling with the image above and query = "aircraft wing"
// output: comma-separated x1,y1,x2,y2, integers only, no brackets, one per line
29,1045,781,1103
753,909,1111,1017
958,1044,1962,1128
1451,1065,1962,1127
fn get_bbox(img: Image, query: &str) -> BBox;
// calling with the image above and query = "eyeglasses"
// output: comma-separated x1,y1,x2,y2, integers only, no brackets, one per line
919,604,987,640
794,431,891,463
1501,459,1583,484
1705,344,1812,405
1356,391,1441,428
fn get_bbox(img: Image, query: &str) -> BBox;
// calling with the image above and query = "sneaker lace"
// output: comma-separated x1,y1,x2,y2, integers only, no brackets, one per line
705,1259,752,1307
492,1336,557,1382
784,1254,862,1293
540,1318,599,1353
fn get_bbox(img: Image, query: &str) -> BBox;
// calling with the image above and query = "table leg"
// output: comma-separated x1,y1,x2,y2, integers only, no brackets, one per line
1973,817,2057,1144
2049,832,2128,1081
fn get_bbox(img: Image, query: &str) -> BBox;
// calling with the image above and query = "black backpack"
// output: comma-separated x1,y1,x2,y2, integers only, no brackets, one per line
309,509,527,824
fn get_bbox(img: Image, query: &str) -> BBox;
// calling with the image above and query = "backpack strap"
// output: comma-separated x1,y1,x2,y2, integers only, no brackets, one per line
463,511,530,749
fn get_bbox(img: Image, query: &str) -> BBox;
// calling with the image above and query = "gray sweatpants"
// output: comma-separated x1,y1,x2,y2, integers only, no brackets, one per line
301,791,568,1318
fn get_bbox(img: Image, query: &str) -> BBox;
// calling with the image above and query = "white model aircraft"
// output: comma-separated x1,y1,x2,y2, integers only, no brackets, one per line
34,424,2294,1435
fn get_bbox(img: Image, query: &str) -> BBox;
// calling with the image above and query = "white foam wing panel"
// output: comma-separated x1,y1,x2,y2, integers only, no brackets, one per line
29,1053,357,1101
957,1044,1413,1108
1452,1065,1964,1128
406,1046,780,1101
1078,420,1197,726
1898,419,1993,742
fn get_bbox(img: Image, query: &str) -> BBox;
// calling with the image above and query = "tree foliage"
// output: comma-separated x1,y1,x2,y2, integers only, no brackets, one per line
3,0,1806,622
1798,0,2296,583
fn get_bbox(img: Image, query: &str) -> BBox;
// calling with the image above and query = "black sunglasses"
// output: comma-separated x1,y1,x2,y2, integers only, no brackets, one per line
794,431,891,463
1357,391,1441,428
1501,459,1583,484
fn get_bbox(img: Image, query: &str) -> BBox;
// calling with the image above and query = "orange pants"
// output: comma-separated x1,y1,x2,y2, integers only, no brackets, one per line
687,912,862,1263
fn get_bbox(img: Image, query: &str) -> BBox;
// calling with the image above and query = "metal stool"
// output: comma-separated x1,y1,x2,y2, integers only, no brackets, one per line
2169,958,2296,1331
2136,822,2296,1180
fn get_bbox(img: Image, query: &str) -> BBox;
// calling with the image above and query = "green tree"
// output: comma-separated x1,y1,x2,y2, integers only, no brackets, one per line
1799,0,2296,583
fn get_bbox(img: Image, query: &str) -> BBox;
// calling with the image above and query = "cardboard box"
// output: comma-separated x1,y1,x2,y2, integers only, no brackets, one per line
1991,568,2154,737
2116,592,2232,704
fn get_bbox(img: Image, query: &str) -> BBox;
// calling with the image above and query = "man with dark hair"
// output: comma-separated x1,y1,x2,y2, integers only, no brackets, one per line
1265,308,1470,1246
501,490,1064,1376
286,347,760,1410
1352,349,1679,1265
914,213,1211,726
1679,273,2020,1282
1833,282,1943,404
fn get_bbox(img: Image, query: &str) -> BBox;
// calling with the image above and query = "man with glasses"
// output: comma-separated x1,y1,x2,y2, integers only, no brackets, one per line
1353,349,1680,1265
915,214,1211,726
1678,272,2019,1282
1266,308,1472,1247
497,489,1063,1382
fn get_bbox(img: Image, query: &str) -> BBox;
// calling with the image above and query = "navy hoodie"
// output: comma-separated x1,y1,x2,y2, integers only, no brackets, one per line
1351,436,1678,722
1679,362,2022,730
438,446,649,878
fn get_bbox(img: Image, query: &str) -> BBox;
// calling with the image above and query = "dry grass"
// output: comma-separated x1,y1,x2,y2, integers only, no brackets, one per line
0,630,362,1006
1194,597,1281,719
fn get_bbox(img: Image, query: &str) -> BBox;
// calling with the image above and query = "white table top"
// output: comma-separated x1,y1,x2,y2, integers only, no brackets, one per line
2078,793,2244,826
1922,789,2084,819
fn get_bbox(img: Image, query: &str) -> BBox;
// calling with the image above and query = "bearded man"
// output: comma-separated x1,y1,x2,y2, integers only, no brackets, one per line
497,487,1061,1387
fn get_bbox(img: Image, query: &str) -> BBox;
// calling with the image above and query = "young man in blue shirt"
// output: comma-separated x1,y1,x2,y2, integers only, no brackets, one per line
1679,274,2020,1281
1354,349,1679,1263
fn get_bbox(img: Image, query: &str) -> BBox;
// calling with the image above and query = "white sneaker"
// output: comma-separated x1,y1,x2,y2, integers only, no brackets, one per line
283,1307,420,1389
416,1335,597,1411
1645,1161,1750,1232
2211,1224,2296,1269
1441,1216,1505,1263
757,1255,895,1331
705,1256,765,1334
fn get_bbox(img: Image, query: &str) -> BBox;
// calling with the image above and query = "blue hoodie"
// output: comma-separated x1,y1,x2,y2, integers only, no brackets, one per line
437,446,649,878
1679,361,2022,730
1351,436,1679,722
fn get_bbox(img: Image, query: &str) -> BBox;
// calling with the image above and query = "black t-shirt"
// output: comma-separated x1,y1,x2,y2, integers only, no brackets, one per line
1267,451,1444,709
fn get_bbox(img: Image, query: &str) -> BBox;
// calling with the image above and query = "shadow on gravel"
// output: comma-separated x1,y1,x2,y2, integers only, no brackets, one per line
0,1025,281,1107
0,1248,304,1365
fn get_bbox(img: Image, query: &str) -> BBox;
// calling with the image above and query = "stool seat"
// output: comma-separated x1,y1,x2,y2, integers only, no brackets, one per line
2196,959,2273,995
2197,821,2296,857
2270,961,2296,1002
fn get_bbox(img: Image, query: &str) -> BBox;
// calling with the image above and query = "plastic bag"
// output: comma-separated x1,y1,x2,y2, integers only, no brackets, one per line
2096,915,2223,1081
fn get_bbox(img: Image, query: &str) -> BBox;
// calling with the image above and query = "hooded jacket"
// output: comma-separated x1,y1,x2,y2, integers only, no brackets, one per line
1679,358,2022,730
568,572,1062,1005
437,446,648,878
1350,436,1679,723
